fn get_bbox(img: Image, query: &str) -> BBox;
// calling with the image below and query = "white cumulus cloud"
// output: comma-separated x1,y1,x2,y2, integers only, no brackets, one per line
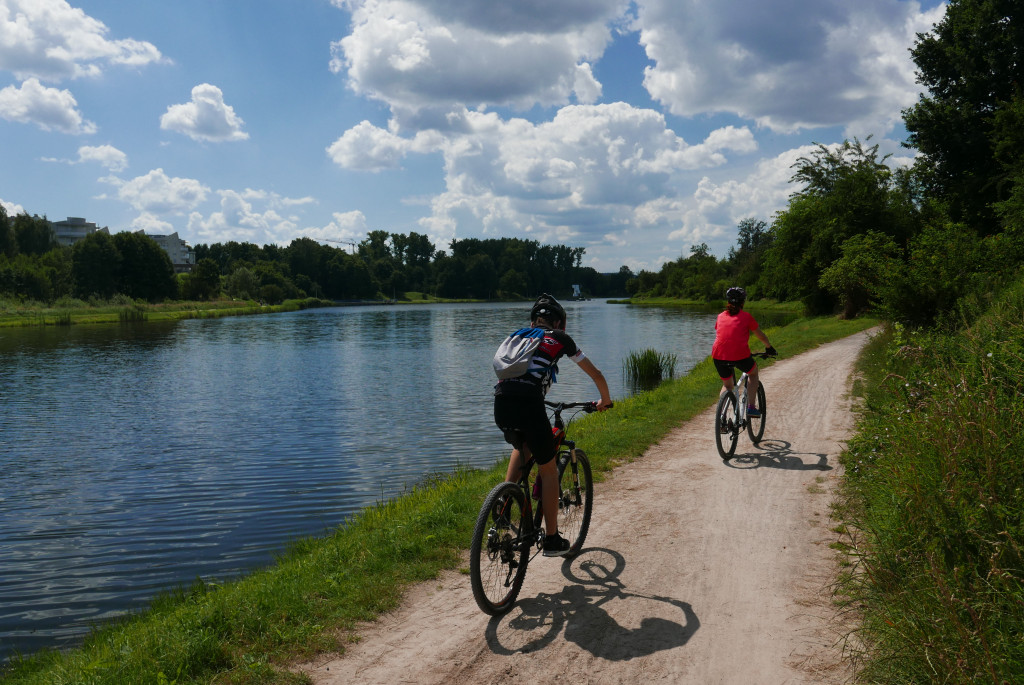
635,0,945,136
0,77,96,133
327,120,411,171
77,144,128,171
0,0,164,82
106,168,210,214
332,0,621,125
160,84,249,143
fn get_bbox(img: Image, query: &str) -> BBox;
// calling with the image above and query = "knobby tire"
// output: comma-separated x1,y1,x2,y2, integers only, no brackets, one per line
557,448,593,556
469,482,530,615
746,382,766,444
715,391,739,459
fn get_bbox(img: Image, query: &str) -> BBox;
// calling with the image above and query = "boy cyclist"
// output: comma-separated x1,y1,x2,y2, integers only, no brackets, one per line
493,293,613,556
712,287,776,417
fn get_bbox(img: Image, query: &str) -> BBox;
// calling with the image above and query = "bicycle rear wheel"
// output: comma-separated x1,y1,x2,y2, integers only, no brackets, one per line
557,448,593,556
715,391,739,459
470,482,530,615
746,382,766,444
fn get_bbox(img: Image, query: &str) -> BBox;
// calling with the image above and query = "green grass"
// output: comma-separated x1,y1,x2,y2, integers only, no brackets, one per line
833,280,1024,684
0,296,336,328
0,314,878,685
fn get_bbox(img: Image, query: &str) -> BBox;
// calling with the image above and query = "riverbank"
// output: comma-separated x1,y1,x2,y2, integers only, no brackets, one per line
0,296,342,328
1,314,878,684
608,296,805,316
0,292,495,328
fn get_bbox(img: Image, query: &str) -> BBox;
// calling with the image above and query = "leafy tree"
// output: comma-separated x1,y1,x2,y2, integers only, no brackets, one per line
225,266,259,300
499,268,528,298
819,231,903,319
358,230,393,263
0,205,16,258
728,218,772,288
259,283,285,305
992,95,1024,231
181,258,222,300
72,231,121,299
759,139,918,313
887,221,990,327
464,253,498,299
902,0,1024,229
112,232,177,302
12,213,56,256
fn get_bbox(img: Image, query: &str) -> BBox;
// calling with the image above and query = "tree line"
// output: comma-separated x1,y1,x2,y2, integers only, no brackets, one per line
633,0,1024,328
191,231,635,303
0,211,635,305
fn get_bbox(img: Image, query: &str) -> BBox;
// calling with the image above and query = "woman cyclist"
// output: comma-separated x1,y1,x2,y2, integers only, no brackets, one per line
712,287,776,417
493,294,613,556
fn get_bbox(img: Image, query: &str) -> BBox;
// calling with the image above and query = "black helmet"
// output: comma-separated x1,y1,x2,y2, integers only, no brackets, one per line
725,286,747,305
530,293,566,329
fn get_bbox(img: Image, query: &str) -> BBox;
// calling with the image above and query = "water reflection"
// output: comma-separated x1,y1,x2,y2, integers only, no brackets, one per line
0,300,720,660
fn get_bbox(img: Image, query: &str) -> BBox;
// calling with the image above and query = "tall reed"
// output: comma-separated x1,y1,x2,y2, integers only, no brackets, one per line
623,348,678,392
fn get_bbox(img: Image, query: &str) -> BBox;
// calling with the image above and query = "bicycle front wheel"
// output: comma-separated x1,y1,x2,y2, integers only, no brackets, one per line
557,448,593,557
746,382,766,444
715,391,739,459
469,482,530,615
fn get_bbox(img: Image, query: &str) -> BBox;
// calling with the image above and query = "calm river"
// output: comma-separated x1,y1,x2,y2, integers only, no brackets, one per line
0,300,722,660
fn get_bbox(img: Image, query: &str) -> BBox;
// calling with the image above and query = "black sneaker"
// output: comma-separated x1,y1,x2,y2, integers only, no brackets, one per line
542,533,571,557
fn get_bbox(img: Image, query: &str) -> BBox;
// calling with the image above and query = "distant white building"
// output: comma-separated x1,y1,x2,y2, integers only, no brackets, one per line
137,231,196,273
51,217,109,247
48,217,196,273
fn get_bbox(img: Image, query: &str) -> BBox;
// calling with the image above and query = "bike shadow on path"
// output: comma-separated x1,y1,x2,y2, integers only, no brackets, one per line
725,438,833,471
485,547,700,660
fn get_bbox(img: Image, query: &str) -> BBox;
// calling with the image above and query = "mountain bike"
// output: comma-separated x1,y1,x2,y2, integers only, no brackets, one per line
470,400,601,615
715,351,774,460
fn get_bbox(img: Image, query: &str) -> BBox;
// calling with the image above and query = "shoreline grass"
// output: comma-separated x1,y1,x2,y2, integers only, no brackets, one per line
0,296,354,328
0,314,878,685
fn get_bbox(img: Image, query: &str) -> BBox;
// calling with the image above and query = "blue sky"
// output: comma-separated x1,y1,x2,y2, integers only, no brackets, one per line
1,0,947,272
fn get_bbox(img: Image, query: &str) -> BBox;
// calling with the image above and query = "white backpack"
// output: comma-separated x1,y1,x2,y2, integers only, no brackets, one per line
493,327,546,379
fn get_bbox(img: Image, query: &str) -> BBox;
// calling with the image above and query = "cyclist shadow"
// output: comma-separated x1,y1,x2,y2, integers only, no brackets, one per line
485,547,699,660
726,438,832,471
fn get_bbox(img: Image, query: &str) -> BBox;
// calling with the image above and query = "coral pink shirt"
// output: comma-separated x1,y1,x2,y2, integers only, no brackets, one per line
712,310,759,361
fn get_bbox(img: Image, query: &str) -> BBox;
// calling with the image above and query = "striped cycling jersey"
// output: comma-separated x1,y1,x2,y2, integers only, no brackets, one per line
494,327,586,397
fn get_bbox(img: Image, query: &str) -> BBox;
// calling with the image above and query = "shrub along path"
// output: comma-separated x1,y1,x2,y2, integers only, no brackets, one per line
299,329,875,684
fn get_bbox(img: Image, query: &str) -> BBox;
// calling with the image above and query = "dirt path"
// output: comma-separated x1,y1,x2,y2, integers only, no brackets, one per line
300,330,872,685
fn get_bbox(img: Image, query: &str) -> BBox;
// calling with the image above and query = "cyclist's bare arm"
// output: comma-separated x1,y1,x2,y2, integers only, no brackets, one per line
576,357,613,411
753,327,772,349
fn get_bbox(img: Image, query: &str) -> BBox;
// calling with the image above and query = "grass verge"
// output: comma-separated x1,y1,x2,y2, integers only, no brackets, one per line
834,279,1024,683
0,314,877,685
0,297,340,328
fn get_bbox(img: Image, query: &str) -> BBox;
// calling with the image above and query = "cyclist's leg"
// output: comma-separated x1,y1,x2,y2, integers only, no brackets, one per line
713,358,736,397
495,393,536,484
747,363,760,408
505,445,531,483
538,458,559,535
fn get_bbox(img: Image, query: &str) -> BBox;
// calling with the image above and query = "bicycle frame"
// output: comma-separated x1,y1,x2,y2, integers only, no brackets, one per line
510,402,588,555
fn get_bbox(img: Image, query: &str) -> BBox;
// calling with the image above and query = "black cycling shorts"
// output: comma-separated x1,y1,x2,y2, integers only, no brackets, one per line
713,356,756,380
493,393,556,465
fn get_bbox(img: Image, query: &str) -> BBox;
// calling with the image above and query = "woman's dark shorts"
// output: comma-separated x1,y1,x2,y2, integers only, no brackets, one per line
494,393,556,465
713,356,756,381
